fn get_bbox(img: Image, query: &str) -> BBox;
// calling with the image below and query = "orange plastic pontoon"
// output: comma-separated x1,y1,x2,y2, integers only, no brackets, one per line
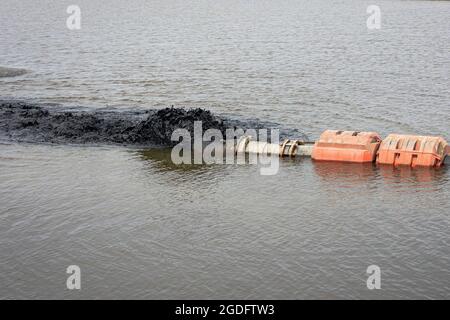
376,134,448,167
311,130,382,163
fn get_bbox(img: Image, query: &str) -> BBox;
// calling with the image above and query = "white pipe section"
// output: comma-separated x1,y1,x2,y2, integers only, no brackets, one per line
231,137,313,157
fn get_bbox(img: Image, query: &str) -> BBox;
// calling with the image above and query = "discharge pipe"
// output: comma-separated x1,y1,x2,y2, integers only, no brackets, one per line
232,136,314,157
231,131,449,168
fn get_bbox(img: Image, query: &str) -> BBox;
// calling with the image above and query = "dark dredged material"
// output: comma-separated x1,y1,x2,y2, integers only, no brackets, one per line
0,100,226,146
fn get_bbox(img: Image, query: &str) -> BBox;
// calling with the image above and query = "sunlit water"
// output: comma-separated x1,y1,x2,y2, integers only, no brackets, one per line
1,0,449,299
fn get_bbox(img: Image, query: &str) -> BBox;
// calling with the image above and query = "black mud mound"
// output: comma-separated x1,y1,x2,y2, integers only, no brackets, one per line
0,101,226,146
128,108,226,145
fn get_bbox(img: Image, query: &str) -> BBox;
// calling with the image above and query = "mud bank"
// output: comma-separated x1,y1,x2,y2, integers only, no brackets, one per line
0,66,28,78
0,100,234,146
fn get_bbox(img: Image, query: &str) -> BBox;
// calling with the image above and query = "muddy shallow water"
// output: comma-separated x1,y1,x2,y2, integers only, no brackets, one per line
1,0,450,299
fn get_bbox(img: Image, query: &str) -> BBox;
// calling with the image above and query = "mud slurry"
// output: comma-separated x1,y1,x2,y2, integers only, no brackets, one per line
0,101,227,146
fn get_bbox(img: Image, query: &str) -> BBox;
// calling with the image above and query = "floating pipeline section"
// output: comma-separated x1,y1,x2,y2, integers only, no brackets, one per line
233,130,449,168
234,136,315,157
1,101,448,168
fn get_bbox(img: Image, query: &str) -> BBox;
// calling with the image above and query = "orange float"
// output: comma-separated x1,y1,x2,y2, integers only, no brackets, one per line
311,130,382,163
376,134,448,167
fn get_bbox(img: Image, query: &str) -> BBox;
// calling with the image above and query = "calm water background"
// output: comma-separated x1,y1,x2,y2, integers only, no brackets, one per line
1,0,449,299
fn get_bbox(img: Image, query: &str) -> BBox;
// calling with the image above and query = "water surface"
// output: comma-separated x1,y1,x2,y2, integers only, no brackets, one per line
0,0,449,299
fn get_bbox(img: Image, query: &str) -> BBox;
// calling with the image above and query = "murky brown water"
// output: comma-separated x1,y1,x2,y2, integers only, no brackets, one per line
1,0,449,299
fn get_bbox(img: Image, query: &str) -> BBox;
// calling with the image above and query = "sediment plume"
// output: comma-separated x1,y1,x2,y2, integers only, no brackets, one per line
0,100,307,146
0,100,229,146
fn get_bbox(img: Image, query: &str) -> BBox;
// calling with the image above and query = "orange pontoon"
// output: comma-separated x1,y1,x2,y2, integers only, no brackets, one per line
376,134,448,167
311,130,382,163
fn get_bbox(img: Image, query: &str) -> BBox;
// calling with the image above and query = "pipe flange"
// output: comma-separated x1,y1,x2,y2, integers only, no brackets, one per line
288,140,301,157
236,136,251,154
280,139,290,157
